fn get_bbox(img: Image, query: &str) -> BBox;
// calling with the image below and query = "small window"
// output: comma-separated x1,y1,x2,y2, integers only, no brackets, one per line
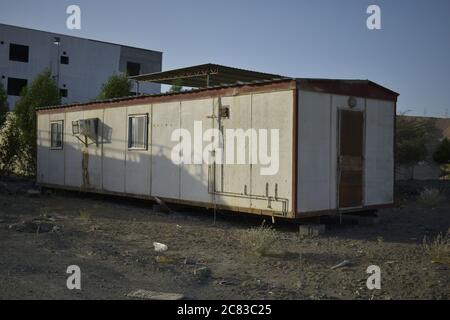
60,88,68,98
128,115,148,150
7,77,27,96
127,62,141,76
50,121,64,149
60,56,69,64
9,43,29,62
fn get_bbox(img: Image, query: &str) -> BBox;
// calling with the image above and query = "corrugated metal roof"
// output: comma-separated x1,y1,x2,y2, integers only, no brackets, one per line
37,78,293,111
129,63,288,87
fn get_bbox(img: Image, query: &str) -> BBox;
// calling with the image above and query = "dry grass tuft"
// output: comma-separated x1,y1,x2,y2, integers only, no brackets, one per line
79,210,91,221
239,222,278,257
417,187,445,207
423,232,450,265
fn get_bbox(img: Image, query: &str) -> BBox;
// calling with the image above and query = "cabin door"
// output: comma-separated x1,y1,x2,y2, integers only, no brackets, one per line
338,109,364,209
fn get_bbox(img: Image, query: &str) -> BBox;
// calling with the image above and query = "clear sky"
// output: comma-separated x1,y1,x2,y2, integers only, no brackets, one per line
1,0,449,117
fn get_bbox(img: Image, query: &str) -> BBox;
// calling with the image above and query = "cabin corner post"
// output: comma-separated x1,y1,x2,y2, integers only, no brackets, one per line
292,80,299,218
393,99,398,207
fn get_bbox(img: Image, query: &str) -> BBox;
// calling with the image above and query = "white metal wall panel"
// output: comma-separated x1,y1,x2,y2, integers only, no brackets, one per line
81,109,103,189
151,101,181,199
214,95,252,209
36,113,49,184
297,91,334,212
179,98,214,203
102,107,127,193
125,104,152,196
250,91,293,213
365,99,394,205
47,113,65,185
64,111,83,188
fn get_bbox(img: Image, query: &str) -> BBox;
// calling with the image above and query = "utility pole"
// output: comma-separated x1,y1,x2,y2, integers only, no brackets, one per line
53,37,61,97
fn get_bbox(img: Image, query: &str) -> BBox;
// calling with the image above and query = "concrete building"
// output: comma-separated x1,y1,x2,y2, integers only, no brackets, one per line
0,23,162,110
36,64,398,219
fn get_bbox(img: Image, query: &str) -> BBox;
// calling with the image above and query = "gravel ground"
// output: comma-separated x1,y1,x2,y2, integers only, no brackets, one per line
0,178,449,300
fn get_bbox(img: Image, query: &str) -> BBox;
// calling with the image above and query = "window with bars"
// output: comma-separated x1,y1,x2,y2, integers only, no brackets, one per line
128,115,148,150
50,121,64,149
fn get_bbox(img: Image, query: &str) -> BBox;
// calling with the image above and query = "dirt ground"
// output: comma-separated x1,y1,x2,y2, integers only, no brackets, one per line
0,178,449,300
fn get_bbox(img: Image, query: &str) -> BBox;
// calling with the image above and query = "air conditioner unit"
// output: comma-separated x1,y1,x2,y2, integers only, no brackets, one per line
72,118,99,145
79,118,99,137
72,120,80,134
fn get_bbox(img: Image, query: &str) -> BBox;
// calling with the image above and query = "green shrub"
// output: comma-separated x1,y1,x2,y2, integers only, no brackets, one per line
0,82,8,127
0,113,27,175
14,70,60,176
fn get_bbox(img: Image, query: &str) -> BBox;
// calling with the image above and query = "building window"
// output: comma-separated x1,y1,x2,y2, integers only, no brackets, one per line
127,62,141,76
60,56,69,64
128,114,148,150
50,121,64,149
60,88,68,98
7,77,27,96
9,43,29,62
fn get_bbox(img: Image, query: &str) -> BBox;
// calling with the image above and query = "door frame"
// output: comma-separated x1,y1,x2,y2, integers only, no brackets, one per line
336,107,366,210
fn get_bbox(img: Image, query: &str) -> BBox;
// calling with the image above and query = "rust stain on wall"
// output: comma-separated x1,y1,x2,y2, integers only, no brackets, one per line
82,148,90,187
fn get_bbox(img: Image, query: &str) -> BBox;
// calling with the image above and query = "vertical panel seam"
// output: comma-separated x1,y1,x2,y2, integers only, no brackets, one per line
329,95,333,210
63,112,66,186
149,103,152,196
124,107,127,193
101,108,105,190
250,94,253,208
178,101,181,199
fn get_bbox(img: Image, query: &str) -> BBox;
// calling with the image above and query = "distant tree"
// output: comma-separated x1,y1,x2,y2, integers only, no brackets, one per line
433,138,450,164
14,70,60,176
98,73,132,100
169,79,183,93
433,138,450,179
0,82,8,127
396,116,438,179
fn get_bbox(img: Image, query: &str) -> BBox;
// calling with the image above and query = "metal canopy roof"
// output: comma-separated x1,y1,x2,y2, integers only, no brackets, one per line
129,63,288,88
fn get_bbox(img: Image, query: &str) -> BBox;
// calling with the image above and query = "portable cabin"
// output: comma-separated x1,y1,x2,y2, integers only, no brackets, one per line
36,64,398,220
